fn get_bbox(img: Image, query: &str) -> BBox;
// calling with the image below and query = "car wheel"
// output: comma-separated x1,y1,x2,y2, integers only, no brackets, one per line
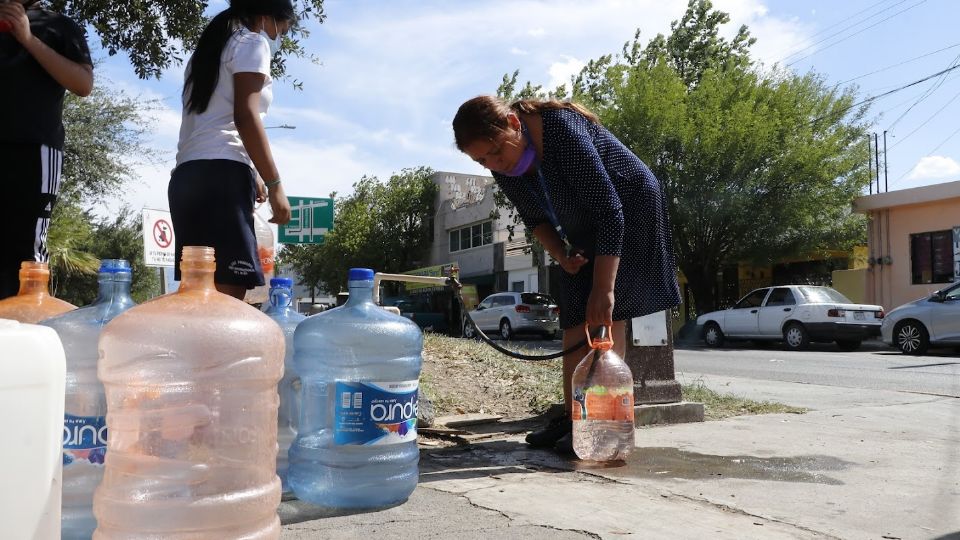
836,339,861,352
703,322,724,347
499,319,513,340
462,320,477,340
894,320,929,355
783,323,810,351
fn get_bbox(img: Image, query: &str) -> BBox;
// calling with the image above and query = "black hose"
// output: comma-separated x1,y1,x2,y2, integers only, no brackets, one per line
448,277,589,361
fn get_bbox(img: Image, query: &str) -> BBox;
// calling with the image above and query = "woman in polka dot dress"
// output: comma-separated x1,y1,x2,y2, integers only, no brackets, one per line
453,96,681,453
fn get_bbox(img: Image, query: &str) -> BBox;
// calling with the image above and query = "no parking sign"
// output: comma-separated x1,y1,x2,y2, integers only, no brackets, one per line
142,208,176,267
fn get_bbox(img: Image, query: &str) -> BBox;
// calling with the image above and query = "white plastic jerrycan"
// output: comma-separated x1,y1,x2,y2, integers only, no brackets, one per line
0,319,67,540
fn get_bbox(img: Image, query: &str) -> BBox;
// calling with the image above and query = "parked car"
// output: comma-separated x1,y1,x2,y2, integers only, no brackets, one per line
696,285,884,351
881,280,960,355
463,292,560,340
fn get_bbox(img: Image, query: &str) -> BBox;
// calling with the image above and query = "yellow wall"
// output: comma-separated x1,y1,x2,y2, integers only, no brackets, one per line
866,200,960,310
832,268,867,304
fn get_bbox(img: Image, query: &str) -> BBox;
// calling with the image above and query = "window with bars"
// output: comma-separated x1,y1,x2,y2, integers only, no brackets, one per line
449,221,493,253
910,230,954,285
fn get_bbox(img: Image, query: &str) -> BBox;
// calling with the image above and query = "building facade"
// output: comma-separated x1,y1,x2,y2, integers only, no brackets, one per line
853,180,960,310
425,171,546,301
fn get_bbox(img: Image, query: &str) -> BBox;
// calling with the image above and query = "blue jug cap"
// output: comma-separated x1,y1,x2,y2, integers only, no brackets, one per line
270,277,294,288
348,268,375,281
99,259,132,274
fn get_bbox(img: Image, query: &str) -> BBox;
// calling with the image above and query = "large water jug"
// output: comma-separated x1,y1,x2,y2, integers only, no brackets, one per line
247,210,275,305
0,320,66,540
41,259,137,539
93,246,285,539
289,268,422,508
263,277,305,492
0,261,76,323
571,327,635,462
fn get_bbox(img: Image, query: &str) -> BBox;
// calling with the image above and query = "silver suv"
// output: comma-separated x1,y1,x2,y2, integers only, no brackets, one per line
463,292,560,340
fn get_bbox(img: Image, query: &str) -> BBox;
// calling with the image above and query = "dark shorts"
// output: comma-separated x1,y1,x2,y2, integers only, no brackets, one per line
0,143,61,299
168,159,264,288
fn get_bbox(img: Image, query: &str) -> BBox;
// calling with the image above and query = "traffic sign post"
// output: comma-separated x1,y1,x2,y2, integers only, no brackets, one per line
278,197,334,244
142,208,176,267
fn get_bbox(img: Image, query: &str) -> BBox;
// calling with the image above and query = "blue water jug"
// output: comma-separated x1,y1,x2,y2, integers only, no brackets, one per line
263,277,306,492
40,259,136,540
288,268,422,508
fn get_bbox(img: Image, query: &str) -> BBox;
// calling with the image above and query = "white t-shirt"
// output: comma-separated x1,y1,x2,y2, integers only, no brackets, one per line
175,28,273,167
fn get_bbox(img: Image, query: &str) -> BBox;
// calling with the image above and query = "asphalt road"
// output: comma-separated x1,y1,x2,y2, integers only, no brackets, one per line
674,340,960,398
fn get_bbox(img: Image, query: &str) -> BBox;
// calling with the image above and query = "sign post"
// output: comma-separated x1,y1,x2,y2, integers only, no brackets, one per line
279,197,334,245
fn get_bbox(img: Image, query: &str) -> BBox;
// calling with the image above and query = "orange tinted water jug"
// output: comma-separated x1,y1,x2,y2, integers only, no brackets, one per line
571,327,635,462
0,261,76,323
93,246,285,539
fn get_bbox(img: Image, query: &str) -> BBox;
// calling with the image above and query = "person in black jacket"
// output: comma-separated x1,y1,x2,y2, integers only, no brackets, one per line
453,95,681,453
0,0,93,298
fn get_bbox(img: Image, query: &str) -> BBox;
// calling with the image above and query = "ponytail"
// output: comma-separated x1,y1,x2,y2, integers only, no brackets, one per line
184,9,235,114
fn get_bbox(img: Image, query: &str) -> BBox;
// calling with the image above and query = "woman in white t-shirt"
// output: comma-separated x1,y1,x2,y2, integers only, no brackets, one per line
169,0,295,299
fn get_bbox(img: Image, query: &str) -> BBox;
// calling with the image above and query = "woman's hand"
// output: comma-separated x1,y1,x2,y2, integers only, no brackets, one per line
586,288,615,327
267,183,291,225
0,2,32,44
559,251,589,275
255,177,268,204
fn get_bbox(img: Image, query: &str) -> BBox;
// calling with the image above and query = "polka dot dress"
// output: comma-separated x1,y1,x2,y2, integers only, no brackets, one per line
493,108,681,329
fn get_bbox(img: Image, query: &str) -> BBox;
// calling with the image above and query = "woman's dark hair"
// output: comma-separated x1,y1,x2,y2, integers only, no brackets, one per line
452,95,599,150
185,0,296,114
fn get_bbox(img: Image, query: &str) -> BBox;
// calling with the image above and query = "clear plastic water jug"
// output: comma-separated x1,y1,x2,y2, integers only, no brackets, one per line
263,277,305,493
247,210,275,305
288,268,422,508
93,246,285,539
41,259,137,539
0,261,76,323
0,320,66,540
571,327,635,462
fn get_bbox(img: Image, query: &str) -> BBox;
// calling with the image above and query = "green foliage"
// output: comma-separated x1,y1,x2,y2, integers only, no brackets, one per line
50,206,160,304
50,0,326,80
494,0,870,312
282,167,438,293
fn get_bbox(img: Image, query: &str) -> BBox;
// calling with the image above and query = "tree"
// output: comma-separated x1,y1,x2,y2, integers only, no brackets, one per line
497,0,870,315
53,208,161,305
50,0,326,80
282,167,438,293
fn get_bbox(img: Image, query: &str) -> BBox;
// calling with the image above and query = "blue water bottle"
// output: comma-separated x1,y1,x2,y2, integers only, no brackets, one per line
288,268,422,508
263,277,306,492
40,259,136,539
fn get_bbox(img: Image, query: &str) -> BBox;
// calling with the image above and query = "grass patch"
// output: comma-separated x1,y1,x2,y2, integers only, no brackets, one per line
682,379,807,421
422,334,805,421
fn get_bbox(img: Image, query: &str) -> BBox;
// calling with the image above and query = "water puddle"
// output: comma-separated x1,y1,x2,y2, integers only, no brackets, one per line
575,447,850,485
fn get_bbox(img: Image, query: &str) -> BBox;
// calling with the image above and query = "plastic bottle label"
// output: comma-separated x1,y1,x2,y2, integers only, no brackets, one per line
334,380,418,445
572,385,634,422
62,413,107,467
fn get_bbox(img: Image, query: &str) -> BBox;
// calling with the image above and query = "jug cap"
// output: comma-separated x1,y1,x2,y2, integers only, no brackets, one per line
348,268,375,281
270,277,294,288
99,259,132,274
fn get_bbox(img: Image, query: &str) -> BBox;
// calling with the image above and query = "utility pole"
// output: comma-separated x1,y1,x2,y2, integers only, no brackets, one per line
883,130,889,193
874,133,881,194
867,136,873,195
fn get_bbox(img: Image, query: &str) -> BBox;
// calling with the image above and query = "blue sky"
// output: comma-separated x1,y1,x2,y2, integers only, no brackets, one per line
91,0,960,219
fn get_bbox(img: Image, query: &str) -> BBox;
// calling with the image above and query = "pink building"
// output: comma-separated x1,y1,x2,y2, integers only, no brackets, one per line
853,180,960,311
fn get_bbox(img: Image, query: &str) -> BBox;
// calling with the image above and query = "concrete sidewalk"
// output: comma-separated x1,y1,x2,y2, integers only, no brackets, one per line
281,373,960,539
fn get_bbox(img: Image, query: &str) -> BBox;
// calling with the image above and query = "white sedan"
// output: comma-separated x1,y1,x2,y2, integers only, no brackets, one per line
696,285,884,351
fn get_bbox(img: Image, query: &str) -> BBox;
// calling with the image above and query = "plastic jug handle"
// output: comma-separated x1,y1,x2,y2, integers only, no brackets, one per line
584,326,613,351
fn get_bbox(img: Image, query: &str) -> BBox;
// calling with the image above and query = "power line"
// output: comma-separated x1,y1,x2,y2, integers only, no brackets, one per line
785,0,929,68
885,53,960,130
780,0,909,64
831,41,960,88
809,63,960,126
888,120,960,190
889,85,960,150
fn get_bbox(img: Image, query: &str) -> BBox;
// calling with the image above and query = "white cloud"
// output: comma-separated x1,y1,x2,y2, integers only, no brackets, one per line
906,155,960,180
547,56,586,91
510,47,529,56
528,28,546,37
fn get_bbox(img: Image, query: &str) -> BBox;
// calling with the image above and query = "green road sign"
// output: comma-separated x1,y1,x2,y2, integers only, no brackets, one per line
279,197,334,244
